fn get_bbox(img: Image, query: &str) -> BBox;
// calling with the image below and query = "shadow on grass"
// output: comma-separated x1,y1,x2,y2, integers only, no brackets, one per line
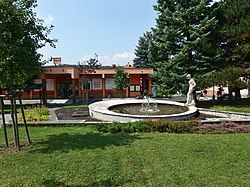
32,132,140,154
42,178,131,187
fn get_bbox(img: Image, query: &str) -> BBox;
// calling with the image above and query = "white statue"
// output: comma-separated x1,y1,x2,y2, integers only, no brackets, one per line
185,74,196,106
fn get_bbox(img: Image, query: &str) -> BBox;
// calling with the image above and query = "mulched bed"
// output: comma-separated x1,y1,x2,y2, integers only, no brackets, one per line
194,122,250,133
0,142,30,153
55,108,100,122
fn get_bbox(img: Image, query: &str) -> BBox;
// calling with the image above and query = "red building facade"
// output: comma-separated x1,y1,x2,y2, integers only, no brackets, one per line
22,65,153,99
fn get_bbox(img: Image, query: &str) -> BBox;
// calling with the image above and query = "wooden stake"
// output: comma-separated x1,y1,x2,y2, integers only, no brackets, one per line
13,96,20,151
0,96,8,148
10,95,20,151
18,94,31,145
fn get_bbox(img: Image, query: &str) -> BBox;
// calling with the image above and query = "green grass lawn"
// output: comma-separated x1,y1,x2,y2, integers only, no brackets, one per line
63,104,88,109
0,126,249,186
197,98,250,113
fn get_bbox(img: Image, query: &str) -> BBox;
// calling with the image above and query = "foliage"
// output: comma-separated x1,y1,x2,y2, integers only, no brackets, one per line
197,98,250,113
218,0,250,68
114,67,129,94
0,126,249,186
0,0,56,92
18,107,49,122
97,120,199,133
197,67,249,88
78,53,101,74
149,0,219,96
133,31,153,68
196,0,250,98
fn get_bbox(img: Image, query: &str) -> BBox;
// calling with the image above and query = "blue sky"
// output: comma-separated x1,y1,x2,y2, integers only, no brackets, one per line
36,0,157,66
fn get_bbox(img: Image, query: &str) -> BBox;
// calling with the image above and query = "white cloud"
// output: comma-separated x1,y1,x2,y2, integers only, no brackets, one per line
79,52,135,66
99,52,135,66
43,15,55,26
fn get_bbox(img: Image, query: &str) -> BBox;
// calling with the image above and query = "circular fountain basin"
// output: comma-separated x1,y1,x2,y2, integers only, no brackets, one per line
89,99,198,122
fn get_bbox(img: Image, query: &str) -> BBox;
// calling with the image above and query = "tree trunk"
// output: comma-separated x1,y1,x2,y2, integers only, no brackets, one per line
42,79,47,106
0,96,9,148
18,95,31,145
229,88,241,100
234,88,241,100
10,95,20,151
72,79,76,104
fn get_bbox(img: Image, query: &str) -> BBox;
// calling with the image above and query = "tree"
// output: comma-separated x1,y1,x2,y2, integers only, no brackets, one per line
216,0,250,98
197,67,248,96
0,0,56,150
149,0,219,96
114,68,129,98
133,31,153,68
78,53,101,103
218,0,250,68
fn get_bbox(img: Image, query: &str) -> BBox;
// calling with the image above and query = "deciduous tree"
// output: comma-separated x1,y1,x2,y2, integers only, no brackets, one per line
0,0,56,150
114,68,129,98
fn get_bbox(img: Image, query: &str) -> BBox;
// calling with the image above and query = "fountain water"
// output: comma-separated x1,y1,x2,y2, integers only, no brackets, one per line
140,96,159,113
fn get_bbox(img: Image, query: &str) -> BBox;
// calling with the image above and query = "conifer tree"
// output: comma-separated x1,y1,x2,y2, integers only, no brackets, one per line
217,0,250,98
219,0,250,68
133,31,153,68
150,0,218,96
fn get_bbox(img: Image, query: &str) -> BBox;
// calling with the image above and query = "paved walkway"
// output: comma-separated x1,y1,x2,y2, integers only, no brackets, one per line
3,99,71,105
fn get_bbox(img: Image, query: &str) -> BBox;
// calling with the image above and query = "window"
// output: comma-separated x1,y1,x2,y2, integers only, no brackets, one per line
130,85,141,92
83,79,91,90
106,78,115,89
46,79,54,91
92,78,102,90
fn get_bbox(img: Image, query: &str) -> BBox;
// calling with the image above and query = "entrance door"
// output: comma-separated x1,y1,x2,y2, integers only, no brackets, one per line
57,82,72,98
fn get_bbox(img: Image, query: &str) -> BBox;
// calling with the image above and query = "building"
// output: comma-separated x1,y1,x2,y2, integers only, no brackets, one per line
22,64,153,100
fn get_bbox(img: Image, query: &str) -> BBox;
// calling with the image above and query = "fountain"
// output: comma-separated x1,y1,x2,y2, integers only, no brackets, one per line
89,75,198,122
89,98,197,122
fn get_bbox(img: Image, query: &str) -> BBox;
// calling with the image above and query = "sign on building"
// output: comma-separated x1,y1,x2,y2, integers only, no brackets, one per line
52,57,62,65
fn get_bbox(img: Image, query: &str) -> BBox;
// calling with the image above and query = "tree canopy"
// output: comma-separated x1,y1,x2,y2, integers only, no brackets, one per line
218,0,250,68
134,0,250,97
149,0,219,96
133,31,153,68
114,67,129,92
0,0,56,92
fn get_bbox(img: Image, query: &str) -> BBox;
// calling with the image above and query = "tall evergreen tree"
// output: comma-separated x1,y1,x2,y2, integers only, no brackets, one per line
216,0,250,98
219,0,250,68
133,31,153,68
150,0,218,96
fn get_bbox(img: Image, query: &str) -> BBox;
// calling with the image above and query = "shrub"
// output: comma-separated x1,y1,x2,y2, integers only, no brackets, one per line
97,120,199,133
123,121,148,133
18,107,49,122
146,120,199,133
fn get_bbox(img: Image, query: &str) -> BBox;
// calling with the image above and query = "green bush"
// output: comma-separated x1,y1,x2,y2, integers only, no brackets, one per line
18,107,49,122
97,120,199,133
